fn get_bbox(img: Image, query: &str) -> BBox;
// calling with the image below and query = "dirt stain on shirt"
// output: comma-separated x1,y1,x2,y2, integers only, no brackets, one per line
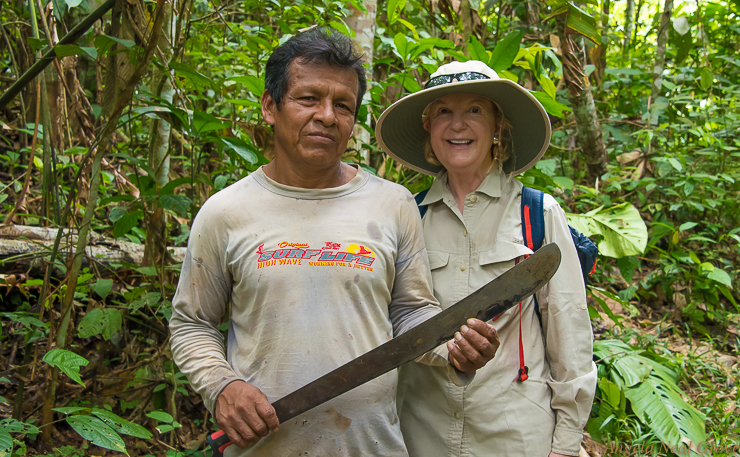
324,408,352,431
366,221,382,241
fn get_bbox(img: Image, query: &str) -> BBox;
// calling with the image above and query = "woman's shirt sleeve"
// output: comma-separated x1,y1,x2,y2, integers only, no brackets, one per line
537,195,598,456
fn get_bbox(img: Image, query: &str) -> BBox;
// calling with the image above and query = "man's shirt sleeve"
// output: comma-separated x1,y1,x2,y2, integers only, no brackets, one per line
169,203,240,413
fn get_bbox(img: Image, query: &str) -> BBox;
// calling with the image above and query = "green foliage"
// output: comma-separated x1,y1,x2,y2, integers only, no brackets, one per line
77,308,122,340
568,203,648,258
42,350,89,387
592,340,708,453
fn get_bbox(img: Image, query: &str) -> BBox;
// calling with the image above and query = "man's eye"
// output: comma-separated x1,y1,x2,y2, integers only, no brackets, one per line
470,107,481,113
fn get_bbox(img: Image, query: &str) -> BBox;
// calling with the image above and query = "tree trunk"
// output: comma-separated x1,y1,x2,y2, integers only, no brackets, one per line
144,2,174,270
525,0,541,38
0,226,186,275
557,16,608,179
345,0,377,163
651,0,673,106
591,0,610,89
623,0,634,55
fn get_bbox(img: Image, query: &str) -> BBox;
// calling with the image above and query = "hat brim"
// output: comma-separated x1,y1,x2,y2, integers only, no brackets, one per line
375,79,552,176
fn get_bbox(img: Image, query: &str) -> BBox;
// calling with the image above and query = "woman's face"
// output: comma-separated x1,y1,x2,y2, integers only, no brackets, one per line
423,93,498,174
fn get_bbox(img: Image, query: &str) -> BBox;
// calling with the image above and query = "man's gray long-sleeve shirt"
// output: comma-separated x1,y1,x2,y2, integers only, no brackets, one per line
170,167,449,456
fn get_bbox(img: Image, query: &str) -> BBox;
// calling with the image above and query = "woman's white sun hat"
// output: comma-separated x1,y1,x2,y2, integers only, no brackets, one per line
375,60,552,176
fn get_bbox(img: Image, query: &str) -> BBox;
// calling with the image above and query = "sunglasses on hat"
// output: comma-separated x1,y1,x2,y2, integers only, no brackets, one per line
424,71,491,89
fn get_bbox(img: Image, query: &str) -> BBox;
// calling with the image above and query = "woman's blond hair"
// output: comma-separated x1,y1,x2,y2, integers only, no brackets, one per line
421,97,512,171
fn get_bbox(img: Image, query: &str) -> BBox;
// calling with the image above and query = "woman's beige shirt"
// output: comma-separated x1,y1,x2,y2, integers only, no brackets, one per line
398,170,597,457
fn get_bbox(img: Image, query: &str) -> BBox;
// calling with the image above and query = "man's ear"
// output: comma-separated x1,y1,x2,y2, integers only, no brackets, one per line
261,91,276,126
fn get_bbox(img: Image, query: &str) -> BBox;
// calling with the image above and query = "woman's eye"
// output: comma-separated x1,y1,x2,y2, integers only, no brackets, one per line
470,107,481,113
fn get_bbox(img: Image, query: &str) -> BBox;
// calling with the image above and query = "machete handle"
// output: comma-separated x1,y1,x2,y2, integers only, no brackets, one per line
207,430,231,457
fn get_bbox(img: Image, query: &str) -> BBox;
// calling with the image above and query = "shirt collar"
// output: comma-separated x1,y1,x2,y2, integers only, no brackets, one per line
420,169,503,206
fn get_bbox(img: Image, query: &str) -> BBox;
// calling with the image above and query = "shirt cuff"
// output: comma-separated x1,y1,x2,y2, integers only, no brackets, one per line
551,425,584,456
204,374,244,413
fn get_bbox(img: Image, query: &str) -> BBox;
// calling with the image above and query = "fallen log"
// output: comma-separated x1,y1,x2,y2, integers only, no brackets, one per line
0,225,186,275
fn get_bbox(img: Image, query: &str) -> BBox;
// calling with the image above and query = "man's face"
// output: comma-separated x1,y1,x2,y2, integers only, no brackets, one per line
261,61,359,171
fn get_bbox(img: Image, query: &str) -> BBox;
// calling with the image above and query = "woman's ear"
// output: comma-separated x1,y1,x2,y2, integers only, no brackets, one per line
423,118,431,132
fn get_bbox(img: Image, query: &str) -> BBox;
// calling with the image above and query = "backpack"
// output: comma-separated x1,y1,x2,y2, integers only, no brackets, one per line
414,186,598,381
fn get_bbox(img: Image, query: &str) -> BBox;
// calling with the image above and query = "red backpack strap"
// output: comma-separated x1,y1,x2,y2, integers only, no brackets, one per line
513,257,529,382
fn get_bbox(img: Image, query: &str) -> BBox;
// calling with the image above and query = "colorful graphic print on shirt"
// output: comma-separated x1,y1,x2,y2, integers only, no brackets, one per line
256,241,376,272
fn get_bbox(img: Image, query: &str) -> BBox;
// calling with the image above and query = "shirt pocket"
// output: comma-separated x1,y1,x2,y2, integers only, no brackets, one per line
427,251,450,271
477,240,533,279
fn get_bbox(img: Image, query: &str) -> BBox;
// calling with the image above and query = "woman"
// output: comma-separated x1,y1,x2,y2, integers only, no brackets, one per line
376,61,597,457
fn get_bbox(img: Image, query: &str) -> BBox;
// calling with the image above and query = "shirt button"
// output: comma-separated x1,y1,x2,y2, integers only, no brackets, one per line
454,411,462,420
460,264,467,272
463,228,468,237
469,195,478,203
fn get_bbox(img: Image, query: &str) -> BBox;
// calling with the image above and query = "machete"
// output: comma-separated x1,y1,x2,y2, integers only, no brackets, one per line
208,242,561,456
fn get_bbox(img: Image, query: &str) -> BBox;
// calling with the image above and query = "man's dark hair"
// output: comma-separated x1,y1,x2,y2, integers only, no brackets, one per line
265,27,367,121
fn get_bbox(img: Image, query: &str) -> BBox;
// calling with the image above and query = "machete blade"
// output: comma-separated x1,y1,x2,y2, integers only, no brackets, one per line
272,242,562,422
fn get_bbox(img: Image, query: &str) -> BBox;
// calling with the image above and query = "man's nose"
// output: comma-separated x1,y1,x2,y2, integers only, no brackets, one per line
314,99,336,126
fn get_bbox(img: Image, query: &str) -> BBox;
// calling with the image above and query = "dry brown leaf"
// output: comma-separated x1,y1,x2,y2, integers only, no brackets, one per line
617,150,643,164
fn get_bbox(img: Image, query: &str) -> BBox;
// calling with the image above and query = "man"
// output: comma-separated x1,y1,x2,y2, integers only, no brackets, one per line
169,28,499,456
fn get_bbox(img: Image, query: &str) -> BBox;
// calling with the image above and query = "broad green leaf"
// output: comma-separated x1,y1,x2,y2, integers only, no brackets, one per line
109,206,127,223
699,68,713,90
159,194,192,217
229,76,265,97
328,20,353,38
53,407,90,415
566,2,600,43
78,308,122,340
532,91,571,118
0,396,5,404
671,26,693,65
93,279,113,300
192,110,229,134
42,349,89,387
392,33,411,62
625,369,706,453
113,211,142,238
54,44,98,59
679,222,697,232
396,19,419,40
387,0,406,24
489,30,523,72
553,176,574,190
704,266,732,287
467,36,489,63
0,429,11,457
92,409,152,439
221,137,258,164
94,34,135,56
568,203,648,258
668,158,683,171
0,418,40,434
536,73,557,99
161,177,194,196
170,62,217,90
66,415,127,454
146,411,174,423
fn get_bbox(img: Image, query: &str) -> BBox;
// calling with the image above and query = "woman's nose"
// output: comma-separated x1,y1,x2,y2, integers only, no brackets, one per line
450,111,467,130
